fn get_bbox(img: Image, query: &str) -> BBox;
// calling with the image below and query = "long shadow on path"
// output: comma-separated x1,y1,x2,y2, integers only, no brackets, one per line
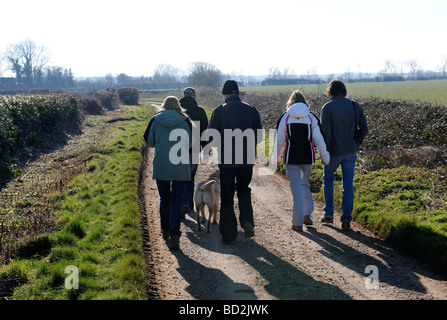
303,225,445,294
172,219,351,300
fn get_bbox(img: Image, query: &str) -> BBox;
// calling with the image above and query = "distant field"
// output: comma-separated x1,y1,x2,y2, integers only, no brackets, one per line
243,79,447,105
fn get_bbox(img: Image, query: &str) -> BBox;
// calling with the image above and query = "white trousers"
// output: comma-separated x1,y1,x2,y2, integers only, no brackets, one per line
285,164,314,226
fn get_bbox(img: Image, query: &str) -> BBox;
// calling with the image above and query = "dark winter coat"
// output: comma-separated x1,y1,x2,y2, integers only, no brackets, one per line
208,95,263,168
179,96,208,150
321,95,368,156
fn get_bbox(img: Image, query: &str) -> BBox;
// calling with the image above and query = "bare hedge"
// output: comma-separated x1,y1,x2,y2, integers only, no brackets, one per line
117,87,139,105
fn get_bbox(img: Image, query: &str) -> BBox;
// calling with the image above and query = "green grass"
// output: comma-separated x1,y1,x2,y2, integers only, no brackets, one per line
352,166,447,272
266,141,447,274
243,79,447,105
1,102,154,299
307,161,447,273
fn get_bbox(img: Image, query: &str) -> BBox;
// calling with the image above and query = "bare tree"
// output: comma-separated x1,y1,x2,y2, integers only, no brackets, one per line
153,64,181,83
117,73,131,85
105,73,115,87
4,39,49,88
407,59,422,80
306,65,320,82
343,68,353,82
438,55,447,79
188,62,222,88
282,67,293,79
0,51,4,77
381,60,399,77
268,66,281,80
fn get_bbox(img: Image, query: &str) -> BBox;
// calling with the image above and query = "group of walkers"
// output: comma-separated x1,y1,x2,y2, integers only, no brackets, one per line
144,79,368,250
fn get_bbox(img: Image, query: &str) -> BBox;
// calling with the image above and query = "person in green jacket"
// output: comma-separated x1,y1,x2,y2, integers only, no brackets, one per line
144,96,193,250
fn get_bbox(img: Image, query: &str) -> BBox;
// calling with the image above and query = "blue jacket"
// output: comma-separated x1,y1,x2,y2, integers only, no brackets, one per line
144,110,192,181
321,95,368,156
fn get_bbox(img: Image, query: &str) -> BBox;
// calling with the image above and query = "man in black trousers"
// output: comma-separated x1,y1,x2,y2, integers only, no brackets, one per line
179,87,209,217
208,80,263,244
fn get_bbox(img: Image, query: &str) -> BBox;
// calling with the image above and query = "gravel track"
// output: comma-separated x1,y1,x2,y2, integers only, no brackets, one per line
139,142,447,300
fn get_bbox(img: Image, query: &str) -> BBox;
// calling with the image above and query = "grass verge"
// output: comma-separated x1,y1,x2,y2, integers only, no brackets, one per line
309,161,447,274
0,102,154,299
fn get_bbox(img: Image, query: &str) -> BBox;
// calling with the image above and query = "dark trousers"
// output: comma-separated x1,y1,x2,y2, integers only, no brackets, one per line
156,180,186,237
182,162,198,211
219,166,254,243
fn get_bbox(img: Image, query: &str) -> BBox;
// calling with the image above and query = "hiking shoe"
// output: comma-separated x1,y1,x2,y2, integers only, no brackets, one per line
320,216,333,223
303,215,313,225
342,221,351,231
292,225,303,232
243,223,255,238
170,236,180,250
222,238,237,245
182,207,189,219
162,229,170,240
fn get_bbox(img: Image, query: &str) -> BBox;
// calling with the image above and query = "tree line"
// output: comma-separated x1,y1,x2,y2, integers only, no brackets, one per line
0,40,228,92
0,39,74,91
2,39,447,93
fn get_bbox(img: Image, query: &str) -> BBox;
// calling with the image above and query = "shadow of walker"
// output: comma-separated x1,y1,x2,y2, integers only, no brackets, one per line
173,223,351,300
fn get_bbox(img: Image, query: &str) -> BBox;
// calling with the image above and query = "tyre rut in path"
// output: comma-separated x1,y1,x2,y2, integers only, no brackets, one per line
139,106,447,300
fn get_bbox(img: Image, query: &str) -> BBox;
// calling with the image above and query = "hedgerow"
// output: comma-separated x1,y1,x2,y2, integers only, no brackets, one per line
117,87,139,105
94,89,120,110
242,92,447,171
0,94,81,180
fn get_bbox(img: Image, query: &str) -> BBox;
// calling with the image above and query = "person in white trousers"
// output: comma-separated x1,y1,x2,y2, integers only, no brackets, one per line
273,90,330,231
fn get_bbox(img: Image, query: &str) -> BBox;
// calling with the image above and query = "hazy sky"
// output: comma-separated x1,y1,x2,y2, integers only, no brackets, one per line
1,0,446,78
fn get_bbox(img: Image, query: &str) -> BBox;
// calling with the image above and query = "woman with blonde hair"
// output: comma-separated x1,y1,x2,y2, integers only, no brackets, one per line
143,96,192,249
274,90,330,231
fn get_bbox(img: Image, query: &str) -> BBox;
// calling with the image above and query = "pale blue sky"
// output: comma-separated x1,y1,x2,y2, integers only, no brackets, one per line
1,0,446,78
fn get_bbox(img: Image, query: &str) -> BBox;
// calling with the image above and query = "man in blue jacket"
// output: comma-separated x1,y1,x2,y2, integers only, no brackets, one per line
208,80,263,244
321,79,368,231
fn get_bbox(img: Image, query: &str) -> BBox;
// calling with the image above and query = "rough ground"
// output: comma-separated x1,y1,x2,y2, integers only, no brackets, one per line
139,105,447,300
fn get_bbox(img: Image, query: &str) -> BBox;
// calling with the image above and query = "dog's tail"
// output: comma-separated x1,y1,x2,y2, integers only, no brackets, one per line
199,180,216,191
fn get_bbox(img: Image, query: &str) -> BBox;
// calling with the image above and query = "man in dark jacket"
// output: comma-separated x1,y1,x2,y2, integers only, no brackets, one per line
179,87,209,217
208,80,263,244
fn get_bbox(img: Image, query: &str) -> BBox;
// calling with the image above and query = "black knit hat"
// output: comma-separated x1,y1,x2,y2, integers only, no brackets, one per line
221,80,239,95
183,87,196,98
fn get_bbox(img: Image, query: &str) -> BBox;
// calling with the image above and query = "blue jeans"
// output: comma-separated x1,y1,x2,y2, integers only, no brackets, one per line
323,152,357,223
156,180,186,237
285,164,314,227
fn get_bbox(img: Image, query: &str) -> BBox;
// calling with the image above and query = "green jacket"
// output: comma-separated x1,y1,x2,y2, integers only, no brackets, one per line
144,110,192,181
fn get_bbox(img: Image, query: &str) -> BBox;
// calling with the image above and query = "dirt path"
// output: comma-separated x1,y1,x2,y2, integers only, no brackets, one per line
139,104,447,300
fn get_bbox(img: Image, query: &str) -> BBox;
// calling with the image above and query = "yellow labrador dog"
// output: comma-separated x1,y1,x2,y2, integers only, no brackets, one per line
194,170,220,233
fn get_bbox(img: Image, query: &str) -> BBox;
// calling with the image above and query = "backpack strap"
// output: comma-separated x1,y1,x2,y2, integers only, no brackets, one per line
308,114,316,162
283,115,290,162
275,112,286,130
